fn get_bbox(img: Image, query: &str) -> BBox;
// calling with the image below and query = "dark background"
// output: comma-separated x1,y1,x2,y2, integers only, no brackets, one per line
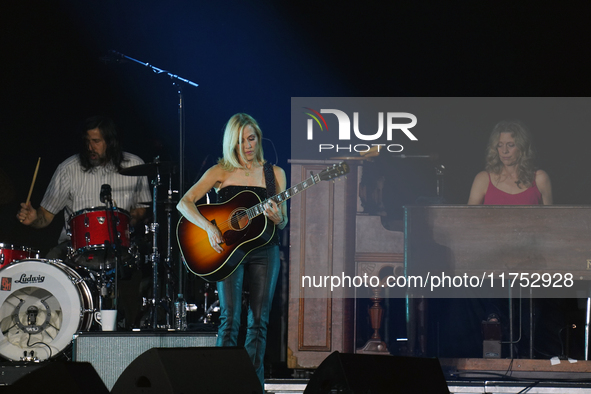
2,0,591,364
3,1,591,251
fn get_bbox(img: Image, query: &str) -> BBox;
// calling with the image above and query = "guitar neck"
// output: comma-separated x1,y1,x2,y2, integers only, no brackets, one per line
246,174,320,220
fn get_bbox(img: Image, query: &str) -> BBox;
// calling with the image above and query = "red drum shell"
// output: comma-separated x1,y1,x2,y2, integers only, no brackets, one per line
0,243,40,269
68,207,131,269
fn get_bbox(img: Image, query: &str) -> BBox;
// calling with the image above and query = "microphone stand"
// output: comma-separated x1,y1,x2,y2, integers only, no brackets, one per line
176,81,187,303
108,50,196,307
103,192,120,320
108,50,196,195
435,164,445,198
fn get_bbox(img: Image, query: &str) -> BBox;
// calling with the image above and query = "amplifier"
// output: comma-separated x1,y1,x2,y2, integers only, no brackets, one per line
72,331,217,390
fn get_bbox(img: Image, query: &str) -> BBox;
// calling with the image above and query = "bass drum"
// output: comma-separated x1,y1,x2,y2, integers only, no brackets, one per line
0,259,96,361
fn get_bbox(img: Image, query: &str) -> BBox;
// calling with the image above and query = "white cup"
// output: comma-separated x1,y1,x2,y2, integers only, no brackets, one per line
95,310,117,331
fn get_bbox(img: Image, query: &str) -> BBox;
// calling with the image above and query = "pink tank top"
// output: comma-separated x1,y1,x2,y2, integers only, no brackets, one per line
483,173,542,205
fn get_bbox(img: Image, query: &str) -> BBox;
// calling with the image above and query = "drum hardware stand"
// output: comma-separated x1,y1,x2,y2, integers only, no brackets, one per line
163,173,179,329
100,184,121,316
143,157,179,330
97,254,116,312
201,300,219,324
199,283,219,324
146,158,162,330
119,158,179,330
144,171,179,330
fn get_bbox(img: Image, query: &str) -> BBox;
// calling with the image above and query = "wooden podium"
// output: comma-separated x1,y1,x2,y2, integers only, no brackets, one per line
287,159,359,369
287,159,405,368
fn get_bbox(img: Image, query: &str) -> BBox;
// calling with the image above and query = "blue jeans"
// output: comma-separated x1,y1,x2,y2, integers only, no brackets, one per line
216,244,280,389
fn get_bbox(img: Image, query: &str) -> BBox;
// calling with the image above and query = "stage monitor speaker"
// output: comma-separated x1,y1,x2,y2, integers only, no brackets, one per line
72,331,216,390
6,361,108,394
111,347,262,394
304,351,450,394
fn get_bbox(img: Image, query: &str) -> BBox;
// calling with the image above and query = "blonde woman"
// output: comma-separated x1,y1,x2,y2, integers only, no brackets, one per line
177,113,287,389
468,121,552,205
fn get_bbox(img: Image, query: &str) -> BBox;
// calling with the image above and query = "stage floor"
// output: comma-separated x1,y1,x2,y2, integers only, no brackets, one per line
265,380,591,394
266,358,591,394
442,358,591,394
266,379,591,394
442,358,591,380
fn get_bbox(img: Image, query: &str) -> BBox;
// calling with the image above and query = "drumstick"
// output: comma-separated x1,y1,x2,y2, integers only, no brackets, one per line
25,157,41,205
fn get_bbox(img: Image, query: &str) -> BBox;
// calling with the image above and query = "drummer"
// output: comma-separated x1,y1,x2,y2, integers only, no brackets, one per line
16,115,151,260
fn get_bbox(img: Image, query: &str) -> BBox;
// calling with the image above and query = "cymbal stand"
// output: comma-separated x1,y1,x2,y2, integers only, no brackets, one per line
147,159,162,330
162,173,178,328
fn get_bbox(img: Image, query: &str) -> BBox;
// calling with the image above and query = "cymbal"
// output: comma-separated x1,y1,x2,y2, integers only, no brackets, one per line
119,161,176,177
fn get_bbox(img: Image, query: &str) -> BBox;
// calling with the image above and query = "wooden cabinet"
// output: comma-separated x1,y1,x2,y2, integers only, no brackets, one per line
287,160,358,369
287,159,405,368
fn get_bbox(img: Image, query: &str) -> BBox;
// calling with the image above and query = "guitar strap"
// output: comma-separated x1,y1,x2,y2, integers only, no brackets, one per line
263,161,276,198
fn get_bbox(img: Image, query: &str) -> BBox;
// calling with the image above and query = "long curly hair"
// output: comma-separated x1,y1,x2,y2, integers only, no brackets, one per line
485,121,537,188
218,113,265,171
79,116,125,172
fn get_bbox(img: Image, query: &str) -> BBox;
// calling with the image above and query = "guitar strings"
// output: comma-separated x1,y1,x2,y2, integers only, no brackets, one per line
213,203,264,232
213,181,312,231
212,172,324,232
211,196,280,233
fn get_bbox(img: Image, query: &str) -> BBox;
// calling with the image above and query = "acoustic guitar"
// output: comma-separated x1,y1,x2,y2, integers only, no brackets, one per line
177,161,349,281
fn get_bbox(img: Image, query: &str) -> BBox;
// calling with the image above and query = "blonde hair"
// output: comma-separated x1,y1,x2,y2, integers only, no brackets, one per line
218,113,265,171
485,121,536,188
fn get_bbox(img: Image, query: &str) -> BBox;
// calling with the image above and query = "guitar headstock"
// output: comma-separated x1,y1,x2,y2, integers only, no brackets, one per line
317,161,350,182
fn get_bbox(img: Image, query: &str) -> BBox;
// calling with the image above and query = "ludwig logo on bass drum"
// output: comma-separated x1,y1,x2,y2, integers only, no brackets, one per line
14,274,45,284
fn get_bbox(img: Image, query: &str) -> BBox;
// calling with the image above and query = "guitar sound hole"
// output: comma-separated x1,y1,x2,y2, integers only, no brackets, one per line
230,209,249,230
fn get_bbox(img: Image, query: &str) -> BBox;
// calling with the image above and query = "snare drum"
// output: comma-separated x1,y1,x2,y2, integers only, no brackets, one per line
0,259,96,361
68,207,131,270
0,243,40,269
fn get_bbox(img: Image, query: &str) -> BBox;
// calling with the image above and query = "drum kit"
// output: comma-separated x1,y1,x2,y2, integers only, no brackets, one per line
0,159,216,362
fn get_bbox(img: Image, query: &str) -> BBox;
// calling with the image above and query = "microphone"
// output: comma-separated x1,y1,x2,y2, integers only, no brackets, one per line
27,306,39,326
100,184,112,204
24,305,42,334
